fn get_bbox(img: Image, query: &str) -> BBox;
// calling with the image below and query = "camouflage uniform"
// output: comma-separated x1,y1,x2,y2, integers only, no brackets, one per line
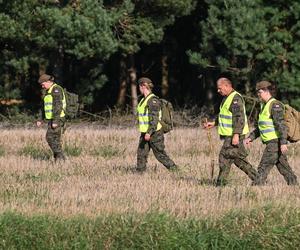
249,100,298,185
43,84,66,161
216,92,258,186
137,95,176,172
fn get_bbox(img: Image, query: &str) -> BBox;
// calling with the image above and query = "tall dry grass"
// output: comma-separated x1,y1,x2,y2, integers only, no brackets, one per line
0,126,299,219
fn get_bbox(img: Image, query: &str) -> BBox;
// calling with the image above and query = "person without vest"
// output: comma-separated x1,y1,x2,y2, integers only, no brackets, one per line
36,74,66,162
136,77,178,173
203,77,258,186
244,81,298,185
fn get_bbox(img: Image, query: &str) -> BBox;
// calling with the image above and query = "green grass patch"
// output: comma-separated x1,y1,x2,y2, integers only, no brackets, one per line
64,142,82,157
0,206,300,249
0,145,5,157
90,145,125,159
19,144,51,160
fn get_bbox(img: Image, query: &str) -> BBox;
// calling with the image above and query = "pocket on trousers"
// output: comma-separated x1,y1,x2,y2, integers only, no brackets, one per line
266,143,279,153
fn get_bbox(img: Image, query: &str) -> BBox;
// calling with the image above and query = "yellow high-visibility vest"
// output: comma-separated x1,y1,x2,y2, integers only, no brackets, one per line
44,83,66,120
137,93,162,133
258,98,280,142
218,91,249,136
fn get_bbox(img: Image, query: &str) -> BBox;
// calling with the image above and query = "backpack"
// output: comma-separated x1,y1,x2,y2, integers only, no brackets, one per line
160,98,174,133
284,104,300,142
64,89,79,119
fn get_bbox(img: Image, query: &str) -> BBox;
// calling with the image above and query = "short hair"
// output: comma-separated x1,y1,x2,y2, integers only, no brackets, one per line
266,85,277,97
217,77,232,86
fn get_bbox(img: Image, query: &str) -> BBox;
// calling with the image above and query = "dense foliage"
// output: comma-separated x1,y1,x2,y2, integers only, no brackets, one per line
1,0,300,115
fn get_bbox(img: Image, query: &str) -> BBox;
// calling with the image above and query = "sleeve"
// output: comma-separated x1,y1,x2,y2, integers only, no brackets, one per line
229,94,245,134
248,120,260,141
271,101,288,145
146,96,161,135
51,86,64,123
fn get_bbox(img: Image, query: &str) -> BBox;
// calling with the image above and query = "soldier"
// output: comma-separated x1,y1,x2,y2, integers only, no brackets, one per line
203,77,257,186
36,74,66,161
136,77,178,173
244,81,298,185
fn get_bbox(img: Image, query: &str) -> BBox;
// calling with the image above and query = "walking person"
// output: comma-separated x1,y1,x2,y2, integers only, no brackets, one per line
244,81,298,185
136,77,178,173
203,77,257,186
36,74,66,161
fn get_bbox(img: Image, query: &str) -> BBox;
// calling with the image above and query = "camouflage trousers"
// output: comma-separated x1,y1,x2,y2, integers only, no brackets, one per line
253,140,298,185
217,136,257,186
137,130,176,172
46,120,66,160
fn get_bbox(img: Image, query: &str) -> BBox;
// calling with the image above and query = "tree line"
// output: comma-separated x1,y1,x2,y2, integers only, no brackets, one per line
1,0,300,117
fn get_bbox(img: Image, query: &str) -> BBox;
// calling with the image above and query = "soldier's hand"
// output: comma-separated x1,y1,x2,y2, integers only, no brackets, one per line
144,133,151,141
203,121,215,129
36,121,42,127
232,134,239,146
280,144,288,154
244,138,252,146
51,123,58,129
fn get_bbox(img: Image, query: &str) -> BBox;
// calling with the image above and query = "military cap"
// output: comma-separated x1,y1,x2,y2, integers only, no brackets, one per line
138,77,152,85
256,81,272,91
38,74,54,84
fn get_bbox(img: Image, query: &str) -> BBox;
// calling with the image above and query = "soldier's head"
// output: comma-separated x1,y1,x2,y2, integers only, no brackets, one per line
255,81,276,102
217,77,233,96
138,77,154,95
38,74,54,90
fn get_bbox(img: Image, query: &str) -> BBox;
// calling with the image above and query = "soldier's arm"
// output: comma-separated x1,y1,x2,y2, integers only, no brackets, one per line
271,101,288,145
229,94,245,134
248,122,260,141
147,96,161,135
52,86,64,124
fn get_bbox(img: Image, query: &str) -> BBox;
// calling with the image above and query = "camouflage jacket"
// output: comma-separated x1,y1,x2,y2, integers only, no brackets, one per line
249,99,288,145
40,84,65,124
216,91,247,135
146,95,161,135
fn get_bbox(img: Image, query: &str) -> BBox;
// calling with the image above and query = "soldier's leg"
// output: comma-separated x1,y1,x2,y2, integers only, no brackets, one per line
233,141,257,181
150,130,176,170
216,139,234,186
253,142,278,185
46,121,65,160
136,134,150,172
276,154,298,185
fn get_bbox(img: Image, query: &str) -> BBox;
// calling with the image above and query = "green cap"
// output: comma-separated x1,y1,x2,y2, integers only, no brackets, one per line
256,81,272,91
138,77,152,85
38,74,54,84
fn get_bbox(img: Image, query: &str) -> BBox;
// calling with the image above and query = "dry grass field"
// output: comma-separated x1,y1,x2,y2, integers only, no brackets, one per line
0,126,300,219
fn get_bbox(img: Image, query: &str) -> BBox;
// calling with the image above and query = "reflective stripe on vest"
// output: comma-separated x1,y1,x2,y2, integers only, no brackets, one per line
137,93,162,133
44,83,66,120
218,91,249,136
258,98,280,142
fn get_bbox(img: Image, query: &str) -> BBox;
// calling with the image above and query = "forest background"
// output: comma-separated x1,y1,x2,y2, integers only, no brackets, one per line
1,0,300,120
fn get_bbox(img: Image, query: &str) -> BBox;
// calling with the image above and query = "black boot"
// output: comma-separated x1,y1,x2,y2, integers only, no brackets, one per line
54,152,66,162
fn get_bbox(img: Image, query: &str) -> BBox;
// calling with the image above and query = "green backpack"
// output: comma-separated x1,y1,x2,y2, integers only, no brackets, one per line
64,89,79,119
160,98,174,133
284,104,300,142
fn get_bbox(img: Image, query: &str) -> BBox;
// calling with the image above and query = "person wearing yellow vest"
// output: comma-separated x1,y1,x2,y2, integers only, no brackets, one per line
203,77,257,186
244,81,298,185
36,74,66,161
136,77,178,173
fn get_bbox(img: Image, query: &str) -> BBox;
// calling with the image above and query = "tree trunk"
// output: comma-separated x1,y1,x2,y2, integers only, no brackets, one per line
53,45,64,84
161,55,169,98
129,66,138,114
117,57,127,107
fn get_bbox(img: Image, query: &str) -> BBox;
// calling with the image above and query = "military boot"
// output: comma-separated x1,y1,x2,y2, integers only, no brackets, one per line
54,152,66,162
